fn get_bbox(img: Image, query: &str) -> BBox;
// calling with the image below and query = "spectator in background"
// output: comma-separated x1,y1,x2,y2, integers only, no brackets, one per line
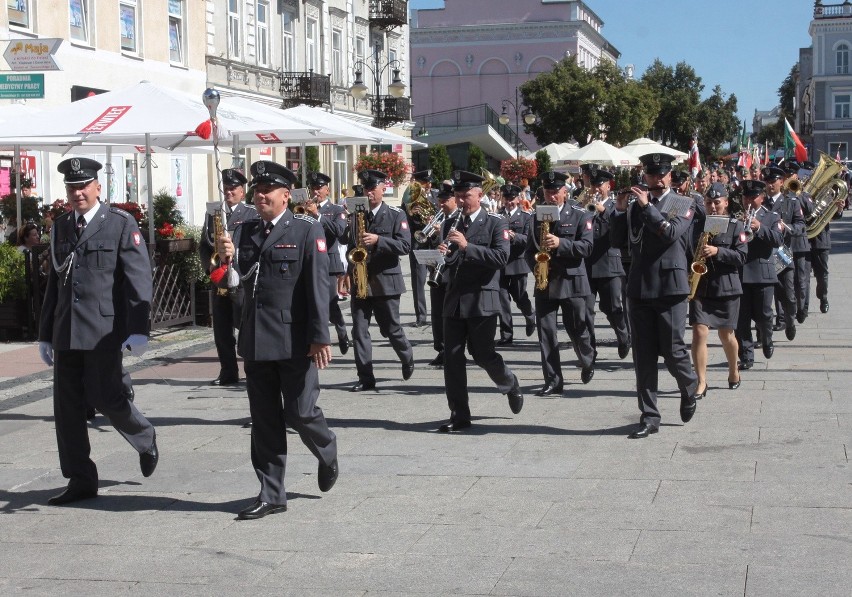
16,222,40,253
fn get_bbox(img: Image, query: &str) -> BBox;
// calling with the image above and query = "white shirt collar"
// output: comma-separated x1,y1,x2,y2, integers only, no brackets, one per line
75,201,101,225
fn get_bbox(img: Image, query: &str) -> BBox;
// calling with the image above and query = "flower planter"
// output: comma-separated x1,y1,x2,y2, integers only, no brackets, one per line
156,238,196,254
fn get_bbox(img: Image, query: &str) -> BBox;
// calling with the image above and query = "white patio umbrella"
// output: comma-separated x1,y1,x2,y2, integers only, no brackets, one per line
622,137,688,163
562,139,639,167
537,142,579,162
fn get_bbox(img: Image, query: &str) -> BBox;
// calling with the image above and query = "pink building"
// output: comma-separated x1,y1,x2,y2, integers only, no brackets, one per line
410,0,620,162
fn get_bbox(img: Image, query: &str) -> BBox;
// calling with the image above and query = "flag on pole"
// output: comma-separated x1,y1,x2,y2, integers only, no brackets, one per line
688,138,701,178
784,118,808,162
739,120,748,151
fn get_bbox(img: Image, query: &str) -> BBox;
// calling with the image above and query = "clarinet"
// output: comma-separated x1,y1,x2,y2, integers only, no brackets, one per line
426,210,461,288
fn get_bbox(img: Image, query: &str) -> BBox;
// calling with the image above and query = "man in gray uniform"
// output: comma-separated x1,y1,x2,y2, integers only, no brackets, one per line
218,160,338,520
307,171,350,354
781,161,814,324
438,171,523,432
736,180,784,369
199,168,259,385
39,157,158,505
611,153,700,439
405,169,439,327
346,169,415,392
527,171,595,397
497,183,536,344
426,183,459,367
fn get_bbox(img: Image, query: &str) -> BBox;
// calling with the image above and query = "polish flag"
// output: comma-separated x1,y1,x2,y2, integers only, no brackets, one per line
688,138,701,178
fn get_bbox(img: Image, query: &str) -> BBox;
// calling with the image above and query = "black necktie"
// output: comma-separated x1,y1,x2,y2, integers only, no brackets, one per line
463,215,472,231
264,221,273,236
76,214,86,239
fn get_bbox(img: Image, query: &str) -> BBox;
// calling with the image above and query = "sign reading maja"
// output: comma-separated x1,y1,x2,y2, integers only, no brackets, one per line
3,38,61,71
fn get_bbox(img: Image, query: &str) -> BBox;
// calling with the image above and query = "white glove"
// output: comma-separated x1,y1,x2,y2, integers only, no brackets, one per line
124,334,149,356
38,341,54,366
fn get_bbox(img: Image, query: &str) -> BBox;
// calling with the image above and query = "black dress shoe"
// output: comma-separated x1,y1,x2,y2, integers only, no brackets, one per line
414,318,428,328
535,380,563,396
338,336,350,355
739,360,753,370
211,377,239,386
238,500,287,520
124,387,135,403
628,423,659,439
785,324,796,341
86,407,96,421
140,434,159,478
772,321,785,332
821,298,829,313
581,365,594,384
507,376,524,414
318,458,339,492
796,310,807,324
728,377,741,390
680,395,697,423
438,419,472,432
762,341,774,359
47,483,97,506
496,337,513,346
402,360,415,381
617,341,630,359
525,319,536,337
350,381,376,392
242,420,253,428
428,352,444,367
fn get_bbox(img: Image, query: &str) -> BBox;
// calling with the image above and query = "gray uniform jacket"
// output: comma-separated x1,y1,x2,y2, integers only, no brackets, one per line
526,203,593,299
610,191,697,299
443,210,509,317
586,200,625,279
199,202,259,272
39,204,152,351
502,208,532,276
318,200,347,275
741,206,784,284
233,212,330,361
770,192,807,253
344,202,410,297
693,218,747,298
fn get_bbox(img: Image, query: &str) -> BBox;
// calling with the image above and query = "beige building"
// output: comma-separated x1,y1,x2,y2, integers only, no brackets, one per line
1,0,211,223
205,0,413,200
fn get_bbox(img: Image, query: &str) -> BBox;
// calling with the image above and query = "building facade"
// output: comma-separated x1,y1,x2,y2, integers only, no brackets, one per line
410,0,619,165
800,0,852,163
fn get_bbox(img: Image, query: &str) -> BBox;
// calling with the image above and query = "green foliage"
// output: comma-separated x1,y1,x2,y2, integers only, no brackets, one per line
779,64,797,119
467,144,487,174
0,194,40,225
535,149,552,177
295,146,321,186
0,243,26,302
693,85,740,156
757,118,784,148
171,224,208,290
141,189,185,234
428,144,453,182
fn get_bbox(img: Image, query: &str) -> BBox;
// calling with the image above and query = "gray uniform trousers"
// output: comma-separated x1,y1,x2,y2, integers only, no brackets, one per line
774,266,796,327
536,295,595,385
211,290,242,380
244,357,337,505
498,273,535,340
55,349,154,489
810,249,829,307
351,295,413,384
328,277,347,341
793,252,812,314
628,296,698,427
737,284,775,363
585,276,630,347
430,282,446,352
409,252,428,322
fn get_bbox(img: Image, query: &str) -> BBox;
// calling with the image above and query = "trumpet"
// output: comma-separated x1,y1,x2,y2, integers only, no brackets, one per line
414,211,445,244
741,206,756,242
581,191,603,212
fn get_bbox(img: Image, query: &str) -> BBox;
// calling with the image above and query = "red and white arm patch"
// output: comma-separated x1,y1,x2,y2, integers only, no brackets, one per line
401,221,408,230
503,229,510,240
739,232,747,243
586,220,593,230
777,222,784,231
132,232,141,246
316,238,327,252
685,209,693,219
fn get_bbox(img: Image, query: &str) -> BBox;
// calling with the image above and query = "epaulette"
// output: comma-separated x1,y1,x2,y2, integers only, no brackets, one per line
488,212,504,219
571,205,585,212
387,205,402,212
294,213,319,224
55,210,74,223
109,206,134,219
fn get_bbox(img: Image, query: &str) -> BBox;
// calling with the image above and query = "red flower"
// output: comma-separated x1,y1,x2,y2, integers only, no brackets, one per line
500,158,538,183
354,151,411,187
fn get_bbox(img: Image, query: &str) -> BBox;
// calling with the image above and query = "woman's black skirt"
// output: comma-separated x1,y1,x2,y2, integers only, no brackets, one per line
689,295,740,329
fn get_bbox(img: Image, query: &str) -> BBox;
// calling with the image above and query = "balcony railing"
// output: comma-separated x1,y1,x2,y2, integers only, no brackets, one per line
814,1,852,18
369,0,408,31
373,95,411,128
413,104,527,152
279,71,331,108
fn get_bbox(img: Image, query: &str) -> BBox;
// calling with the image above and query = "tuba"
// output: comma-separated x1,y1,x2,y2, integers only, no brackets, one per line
347,205,370,299
804,153,848,239
481,168,499,196
406,181,435,229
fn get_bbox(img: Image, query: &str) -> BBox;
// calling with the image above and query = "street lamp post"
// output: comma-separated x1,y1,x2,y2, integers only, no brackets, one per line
499,87,536,159
350,43,407,129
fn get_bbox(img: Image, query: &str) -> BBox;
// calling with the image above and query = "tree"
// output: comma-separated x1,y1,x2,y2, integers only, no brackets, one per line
428,144,453,182
778,64,798,120
535,149,552,177
467,144,487,174
295,146,321,187
693,85,740,156
641,60,703,149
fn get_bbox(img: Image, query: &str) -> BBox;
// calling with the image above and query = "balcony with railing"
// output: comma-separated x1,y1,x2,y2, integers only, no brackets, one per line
814,1,852,18
373,95,411,128
369,0,408,31
414,104,526,153
279,71,331,108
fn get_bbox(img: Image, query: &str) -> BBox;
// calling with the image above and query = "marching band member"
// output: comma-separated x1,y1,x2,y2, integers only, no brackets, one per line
426,183,458,367
497,183,536,345
689,183,747,396
735,179,784,370
405,170,439,327
611,153,699,439
526,171,595,397
437,171,523,432
345,169,415,392
781,161,814,324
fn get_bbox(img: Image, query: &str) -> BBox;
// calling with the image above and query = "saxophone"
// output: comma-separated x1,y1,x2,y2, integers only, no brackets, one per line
347,206,369,299
534,215,553,291
687,231,714,301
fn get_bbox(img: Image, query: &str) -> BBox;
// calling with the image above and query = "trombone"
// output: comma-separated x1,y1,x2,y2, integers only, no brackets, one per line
413,211,446,244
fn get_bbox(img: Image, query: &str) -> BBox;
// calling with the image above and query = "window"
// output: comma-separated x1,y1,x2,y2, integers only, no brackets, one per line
8,0,30,28
332,29,343,84
333,146,348,200
838,43,850,75
306,18,318,72
227,0,241,59
834,94,851,119
120,0,139,53
69,0,90,43
355,35,365,73
282,11,295,70
387,49,397,90
168,0,184,64
256,0,269,67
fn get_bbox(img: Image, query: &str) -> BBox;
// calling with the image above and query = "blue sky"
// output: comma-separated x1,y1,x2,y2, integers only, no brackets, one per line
409,0,814,128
